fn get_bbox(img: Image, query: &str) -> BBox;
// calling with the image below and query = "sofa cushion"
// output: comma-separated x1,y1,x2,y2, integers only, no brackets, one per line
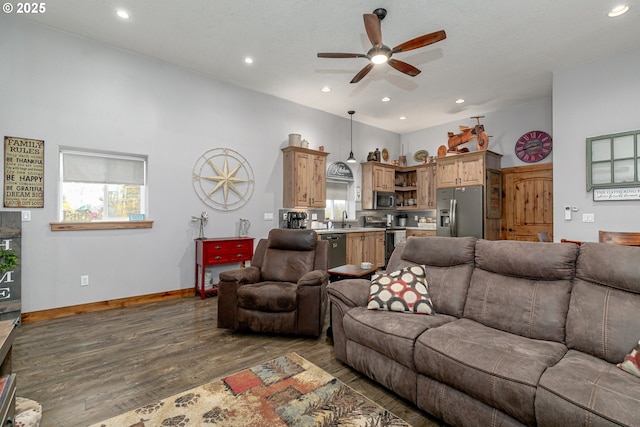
414,318,567,426
343,307,455,370
387,236,476,318
237,282,297,312
464,240,576,342
537,349,640,427
566,242,640,364
367,265,435,314
618,339,640,378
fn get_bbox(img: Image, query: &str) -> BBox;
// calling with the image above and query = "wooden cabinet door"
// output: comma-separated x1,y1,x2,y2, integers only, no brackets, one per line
502,164,553,241
459,154,485,186
293,151,310,206
417,165,436,209
373,232,385,267
309,154,326,207
373,165,394,191
346,233,364,265
436,160,458,188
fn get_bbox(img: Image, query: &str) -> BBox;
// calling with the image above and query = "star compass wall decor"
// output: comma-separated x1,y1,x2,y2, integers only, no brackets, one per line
192,148,255,211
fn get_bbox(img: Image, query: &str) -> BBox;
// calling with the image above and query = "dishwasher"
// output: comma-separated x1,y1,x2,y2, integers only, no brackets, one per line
321,233,346,269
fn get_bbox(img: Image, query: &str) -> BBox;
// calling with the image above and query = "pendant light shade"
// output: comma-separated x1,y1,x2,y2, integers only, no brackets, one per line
346,110,357,163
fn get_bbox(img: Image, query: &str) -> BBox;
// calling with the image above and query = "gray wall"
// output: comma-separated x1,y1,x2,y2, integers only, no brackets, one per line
0,17,398,312
400,97,552,169
553,47,640,242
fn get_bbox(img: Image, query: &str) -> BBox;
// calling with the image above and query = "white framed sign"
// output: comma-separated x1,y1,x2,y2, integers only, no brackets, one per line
593,187,640,201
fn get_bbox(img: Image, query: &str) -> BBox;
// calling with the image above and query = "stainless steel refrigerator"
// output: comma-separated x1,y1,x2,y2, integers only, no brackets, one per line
436,186,484,238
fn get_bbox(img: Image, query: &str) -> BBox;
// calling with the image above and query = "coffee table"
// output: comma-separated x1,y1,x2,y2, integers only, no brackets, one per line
326,264,379,340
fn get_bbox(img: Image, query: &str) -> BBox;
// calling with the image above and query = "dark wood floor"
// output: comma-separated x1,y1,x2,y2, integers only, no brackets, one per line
13,296,444,427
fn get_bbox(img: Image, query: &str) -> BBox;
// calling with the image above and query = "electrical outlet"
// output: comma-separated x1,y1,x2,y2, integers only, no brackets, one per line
81,275,89,286
582,213,595,223
263,212,273,220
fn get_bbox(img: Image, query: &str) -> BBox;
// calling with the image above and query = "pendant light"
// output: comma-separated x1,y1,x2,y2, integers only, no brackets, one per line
346,110,357,163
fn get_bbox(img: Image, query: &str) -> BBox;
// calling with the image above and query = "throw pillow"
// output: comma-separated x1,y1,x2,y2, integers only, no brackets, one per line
368,265,435,314
617,340,640,378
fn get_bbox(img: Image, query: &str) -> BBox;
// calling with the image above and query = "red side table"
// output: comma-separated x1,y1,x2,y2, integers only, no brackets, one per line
195,237,254,299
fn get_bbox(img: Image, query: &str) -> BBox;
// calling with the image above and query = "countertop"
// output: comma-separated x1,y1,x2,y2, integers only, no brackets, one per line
313,225,435,234
314,227,385,235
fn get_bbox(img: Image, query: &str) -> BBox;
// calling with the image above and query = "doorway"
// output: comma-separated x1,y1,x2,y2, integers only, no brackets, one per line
502,163,553,241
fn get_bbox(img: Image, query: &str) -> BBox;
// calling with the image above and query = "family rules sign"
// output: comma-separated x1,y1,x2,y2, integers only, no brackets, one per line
4,136,45,208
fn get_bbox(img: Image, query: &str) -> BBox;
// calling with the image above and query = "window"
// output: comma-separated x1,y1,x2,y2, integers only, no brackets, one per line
325,181,348,220
587,129,640,191
59,148,147,222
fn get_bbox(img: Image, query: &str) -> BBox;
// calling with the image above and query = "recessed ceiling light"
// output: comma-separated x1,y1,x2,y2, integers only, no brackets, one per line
244,57,254,64
381,97,391,102
321,86,332,93
116,9,130,19
399,116,407,120
608,5,630,17
456,98,465,104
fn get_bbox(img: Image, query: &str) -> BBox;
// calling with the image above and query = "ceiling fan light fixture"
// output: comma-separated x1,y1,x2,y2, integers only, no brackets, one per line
371,53,388,64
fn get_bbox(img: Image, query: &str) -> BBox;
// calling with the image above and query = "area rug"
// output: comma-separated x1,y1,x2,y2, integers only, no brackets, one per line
90,352,410,426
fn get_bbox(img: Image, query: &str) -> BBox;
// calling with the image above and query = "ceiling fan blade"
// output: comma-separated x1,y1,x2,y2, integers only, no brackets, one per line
317,52,367,59
388,59,421,77
351,63,375,84
392,30,446,53
364,13,382,47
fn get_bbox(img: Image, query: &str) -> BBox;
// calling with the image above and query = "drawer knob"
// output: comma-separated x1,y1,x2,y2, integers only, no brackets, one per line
215,245,222,249
215,256,222,260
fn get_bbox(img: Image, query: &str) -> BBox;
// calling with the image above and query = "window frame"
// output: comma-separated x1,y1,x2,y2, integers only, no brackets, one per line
51,147,152,231
586,129,640,191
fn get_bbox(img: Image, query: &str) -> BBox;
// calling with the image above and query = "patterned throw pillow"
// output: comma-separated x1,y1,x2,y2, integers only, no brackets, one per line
617,340,640,378
367,265,435,314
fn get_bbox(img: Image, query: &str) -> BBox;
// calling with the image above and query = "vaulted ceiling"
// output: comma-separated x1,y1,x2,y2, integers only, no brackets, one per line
18,0,640,133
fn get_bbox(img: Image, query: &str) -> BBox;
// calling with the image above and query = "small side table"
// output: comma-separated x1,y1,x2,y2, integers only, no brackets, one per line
328,264,378,282
195,237,254,299
326,264,379,340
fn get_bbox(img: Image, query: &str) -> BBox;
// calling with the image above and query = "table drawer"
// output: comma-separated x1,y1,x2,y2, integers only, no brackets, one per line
204,248,252,264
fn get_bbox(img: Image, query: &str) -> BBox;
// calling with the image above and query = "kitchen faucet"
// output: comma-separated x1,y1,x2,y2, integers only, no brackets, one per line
342,210,347,227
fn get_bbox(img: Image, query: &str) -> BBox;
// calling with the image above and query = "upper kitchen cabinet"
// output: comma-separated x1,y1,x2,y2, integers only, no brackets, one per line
361,162,395,209
416,164,437,209
436,150,502,188
282,146,329,208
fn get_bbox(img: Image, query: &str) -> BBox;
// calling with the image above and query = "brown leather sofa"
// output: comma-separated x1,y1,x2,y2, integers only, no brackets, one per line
327,236,640,427
218,228,329,337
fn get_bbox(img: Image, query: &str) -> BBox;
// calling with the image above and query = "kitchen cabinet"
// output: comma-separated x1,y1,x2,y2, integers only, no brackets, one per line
436,150,501,188
282,146,329,208
406,229,436,238
361,162,395,209
416,164,436,209
346,231,385,268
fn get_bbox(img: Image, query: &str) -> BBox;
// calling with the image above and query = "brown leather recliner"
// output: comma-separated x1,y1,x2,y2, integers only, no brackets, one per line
217,229,329,337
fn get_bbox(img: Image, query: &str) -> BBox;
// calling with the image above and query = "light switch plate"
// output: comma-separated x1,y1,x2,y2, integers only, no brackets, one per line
21,211,31,221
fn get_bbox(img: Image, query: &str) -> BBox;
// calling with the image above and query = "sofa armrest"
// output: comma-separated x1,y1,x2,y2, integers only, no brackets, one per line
219,266,260,284
298,270,330,287
327,278,371,308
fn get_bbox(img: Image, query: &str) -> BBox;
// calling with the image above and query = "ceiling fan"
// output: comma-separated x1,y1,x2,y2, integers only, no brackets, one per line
317,8,446,83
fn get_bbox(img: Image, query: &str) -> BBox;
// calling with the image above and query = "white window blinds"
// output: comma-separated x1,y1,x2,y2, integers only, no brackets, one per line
62,151,146,185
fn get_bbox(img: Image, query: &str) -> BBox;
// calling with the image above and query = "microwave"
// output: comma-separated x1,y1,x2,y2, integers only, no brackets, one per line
373,191,396,209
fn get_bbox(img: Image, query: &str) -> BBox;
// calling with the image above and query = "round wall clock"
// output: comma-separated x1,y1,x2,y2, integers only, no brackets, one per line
515,131,552,163
192,148,255,211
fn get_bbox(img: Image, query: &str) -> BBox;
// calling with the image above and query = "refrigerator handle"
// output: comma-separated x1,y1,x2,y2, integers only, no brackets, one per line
451,198,457,237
